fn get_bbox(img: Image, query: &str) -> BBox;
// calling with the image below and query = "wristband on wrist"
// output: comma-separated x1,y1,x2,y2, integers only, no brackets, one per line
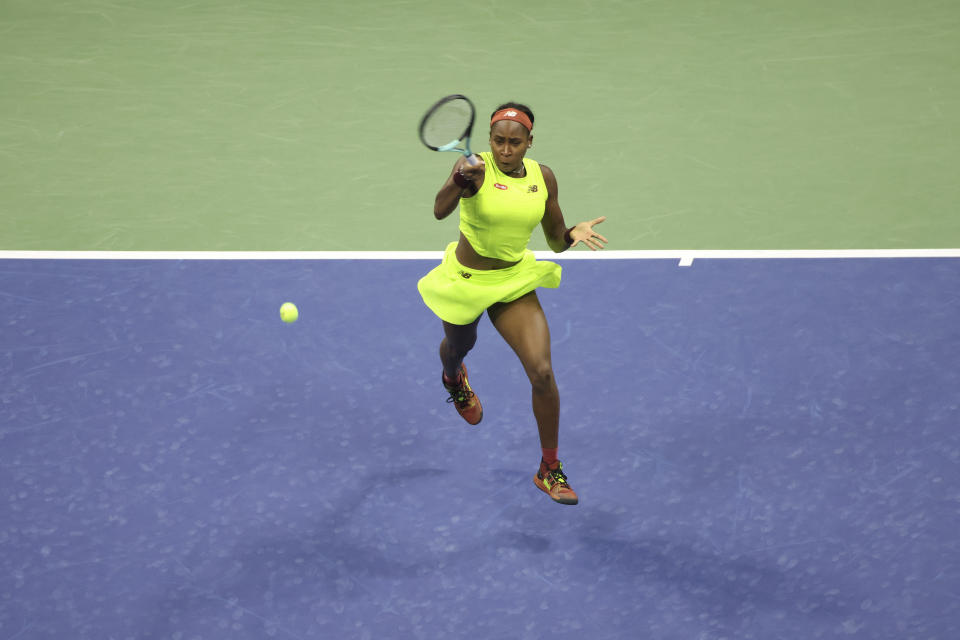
564,226,575,246
452,167,473,189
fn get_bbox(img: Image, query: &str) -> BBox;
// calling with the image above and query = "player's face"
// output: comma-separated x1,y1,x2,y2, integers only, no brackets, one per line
489,121,532,174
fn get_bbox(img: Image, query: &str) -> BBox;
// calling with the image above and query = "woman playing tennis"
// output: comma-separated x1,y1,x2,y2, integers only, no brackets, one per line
417,102,607,506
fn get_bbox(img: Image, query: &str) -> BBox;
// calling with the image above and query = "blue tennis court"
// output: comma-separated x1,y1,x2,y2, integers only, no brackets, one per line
2,257,957,639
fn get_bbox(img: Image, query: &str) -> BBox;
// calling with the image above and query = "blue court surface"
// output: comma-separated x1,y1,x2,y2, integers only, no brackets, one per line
1,257,958,639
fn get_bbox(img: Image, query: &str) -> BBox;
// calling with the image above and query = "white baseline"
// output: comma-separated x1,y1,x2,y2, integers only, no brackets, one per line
0,249,959,262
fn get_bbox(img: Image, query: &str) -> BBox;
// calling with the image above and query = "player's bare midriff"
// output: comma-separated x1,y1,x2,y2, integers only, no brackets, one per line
455,232,521,270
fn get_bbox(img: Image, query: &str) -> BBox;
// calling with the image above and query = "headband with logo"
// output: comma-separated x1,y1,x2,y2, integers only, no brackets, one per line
490,108,532,132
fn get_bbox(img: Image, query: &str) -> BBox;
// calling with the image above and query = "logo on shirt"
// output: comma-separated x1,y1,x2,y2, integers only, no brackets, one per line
527,185,538,193
457,270,472,279
494,183,507,190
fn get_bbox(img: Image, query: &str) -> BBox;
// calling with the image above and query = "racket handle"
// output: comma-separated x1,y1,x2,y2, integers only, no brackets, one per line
465,153,478,166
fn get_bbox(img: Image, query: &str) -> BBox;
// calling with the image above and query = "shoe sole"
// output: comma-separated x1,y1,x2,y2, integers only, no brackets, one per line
533,476,579,505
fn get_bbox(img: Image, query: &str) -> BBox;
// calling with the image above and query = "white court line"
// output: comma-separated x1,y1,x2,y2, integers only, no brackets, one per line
0,250,445,260
0,249,958,261
545,249,960,260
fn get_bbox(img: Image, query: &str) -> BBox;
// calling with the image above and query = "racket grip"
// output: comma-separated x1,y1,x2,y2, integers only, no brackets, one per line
465,153,478,166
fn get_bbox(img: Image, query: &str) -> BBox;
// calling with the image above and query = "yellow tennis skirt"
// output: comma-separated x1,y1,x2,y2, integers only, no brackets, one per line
417,242,562,325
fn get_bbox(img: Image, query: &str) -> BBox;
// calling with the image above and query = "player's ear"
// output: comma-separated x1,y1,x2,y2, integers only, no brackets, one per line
527,134,533,148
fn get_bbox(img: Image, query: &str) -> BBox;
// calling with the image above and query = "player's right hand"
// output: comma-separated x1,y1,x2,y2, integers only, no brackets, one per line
459,155,484,181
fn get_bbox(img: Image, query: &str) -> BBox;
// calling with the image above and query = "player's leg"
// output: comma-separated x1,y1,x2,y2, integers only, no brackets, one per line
440,317,480,382
487,291,577,505
440,317,483,425
487,292,558,447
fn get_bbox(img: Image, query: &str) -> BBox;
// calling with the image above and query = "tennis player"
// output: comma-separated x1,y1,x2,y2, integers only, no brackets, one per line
417,102,607,505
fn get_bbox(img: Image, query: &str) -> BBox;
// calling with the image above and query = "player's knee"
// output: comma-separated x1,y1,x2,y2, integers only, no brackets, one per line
527,361,555,393
441,336,475,360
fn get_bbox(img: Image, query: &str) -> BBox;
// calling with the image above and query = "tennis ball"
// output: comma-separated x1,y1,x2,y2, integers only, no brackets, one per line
279,302,298,323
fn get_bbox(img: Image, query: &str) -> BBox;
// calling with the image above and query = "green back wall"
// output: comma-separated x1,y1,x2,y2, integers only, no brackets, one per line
3,0,958,251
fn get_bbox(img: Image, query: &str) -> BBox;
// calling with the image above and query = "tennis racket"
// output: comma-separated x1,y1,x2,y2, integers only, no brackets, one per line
418,94,478,165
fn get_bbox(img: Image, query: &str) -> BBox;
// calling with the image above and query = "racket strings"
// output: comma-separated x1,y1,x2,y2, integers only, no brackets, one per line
422,100,472,149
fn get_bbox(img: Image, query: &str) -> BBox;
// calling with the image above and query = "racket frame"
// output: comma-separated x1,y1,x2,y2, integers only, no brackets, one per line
418,94,478,165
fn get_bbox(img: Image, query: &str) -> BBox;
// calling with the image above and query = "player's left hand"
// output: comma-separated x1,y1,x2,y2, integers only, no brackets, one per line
569,216,608,251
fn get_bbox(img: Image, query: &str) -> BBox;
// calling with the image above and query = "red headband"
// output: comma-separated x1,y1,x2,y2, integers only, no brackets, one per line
491,108,532,132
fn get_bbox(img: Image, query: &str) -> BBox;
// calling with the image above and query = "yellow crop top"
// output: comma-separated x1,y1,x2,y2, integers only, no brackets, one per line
459,151,549,262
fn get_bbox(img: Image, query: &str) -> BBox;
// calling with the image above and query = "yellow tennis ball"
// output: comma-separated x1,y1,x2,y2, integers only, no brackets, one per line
279,302,298,323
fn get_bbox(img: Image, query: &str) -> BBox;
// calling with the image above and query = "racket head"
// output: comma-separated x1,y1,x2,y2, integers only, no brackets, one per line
418,94,476,157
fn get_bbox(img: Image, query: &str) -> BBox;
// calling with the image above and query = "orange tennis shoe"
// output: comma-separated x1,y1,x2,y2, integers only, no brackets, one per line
534,459,579,505
443,364,483,425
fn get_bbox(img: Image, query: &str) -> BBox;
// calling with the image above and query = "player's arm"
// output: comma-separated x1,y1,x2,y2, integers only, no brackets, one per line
540,164,572,252
434,155,485,220
540,163,608,252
